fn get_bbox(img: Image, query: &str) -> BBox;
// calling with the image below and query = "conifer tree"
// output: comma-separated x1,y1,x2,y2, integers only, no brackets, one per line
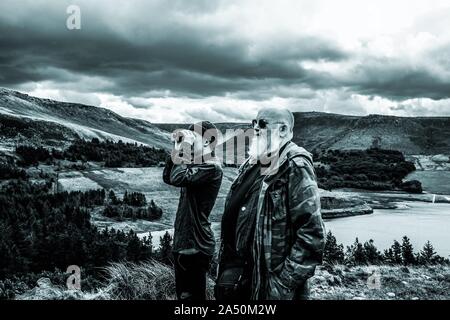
401,236,416,265
323,231,345,265
419,241,436,265
158,231,173,265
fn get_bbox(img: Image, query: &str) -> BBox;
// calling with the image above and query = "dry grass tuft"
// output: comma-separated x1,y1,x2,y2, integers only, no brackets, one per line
102,260,215,300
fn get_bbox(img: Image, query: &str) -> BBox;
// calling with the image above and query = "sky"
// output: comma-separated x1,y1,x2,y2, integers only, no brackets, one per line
1,0,450,123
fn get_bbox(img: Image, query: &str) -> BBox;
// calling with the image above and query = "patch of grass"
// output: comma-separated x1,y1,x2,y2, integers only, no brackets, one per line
102,260,215,300
14,262,450,300
310,265,450,300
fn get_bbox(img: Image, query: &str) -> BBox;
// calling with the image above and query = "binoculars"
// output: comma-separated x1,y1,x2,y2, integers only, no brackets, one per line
171,130,197,148
173,131,187,144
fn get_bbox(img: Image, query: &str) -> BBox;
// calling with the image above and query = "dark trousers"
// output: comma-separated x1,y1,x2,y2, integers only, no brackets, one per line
173,252,211,300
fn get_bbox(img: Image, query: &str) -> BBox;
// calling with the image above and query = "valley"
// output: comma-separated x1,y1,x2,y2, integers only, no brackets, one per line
1,88,450,300
53,165,450,254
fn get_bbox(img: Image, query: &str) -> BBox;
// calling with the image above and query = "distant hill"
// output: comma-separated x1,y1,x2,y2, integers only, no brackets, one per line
156,112,450,155
291,112,450,155
0,88,171,150
1,88,450,155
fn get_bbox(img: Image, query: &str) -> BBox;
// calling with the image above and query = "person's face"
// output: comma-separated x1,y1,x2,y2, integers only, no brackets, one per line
193,132,202,154
253,109,289,132
249,111,287,158
192,131,211,158
251,111,289,152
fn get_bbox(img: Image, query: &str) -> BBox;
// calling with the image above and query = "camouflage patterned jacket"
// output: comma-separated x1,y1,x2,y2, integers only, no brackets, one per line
249,141,326,300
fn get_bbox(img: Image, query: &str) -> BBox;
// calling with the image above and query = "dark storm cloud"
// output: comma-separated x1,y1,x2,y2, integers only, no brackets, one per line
0,0,347,99
343,56,450,100
1,0,450,117
0,26,346,98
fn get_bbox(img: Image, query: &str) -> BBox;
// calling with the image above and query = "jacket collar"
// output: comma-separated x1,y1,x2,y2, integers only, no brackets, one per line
261,141,313,183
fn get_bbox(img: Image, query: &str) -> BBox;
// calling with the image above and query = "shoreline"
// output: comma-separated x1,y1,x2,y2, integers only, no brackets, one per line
320,188,450,219
322,204,373,219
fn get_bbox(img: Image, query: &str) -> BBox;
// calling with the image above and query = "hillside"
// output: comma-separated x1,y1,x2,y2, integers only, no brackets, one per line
2,88,450,155
0,88,171,150
155,112,450,155
292,112,450,155
209,113,450,155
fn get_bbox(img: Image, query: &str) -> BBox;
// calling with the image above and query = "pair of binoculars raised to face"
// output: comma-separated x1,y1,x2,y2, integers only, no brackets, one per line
171,129,197,147
173,131,185,144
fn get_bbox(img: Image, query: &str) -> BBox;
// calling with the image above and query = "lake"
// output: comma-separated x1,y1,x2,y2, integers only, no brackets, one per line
325,201,450,257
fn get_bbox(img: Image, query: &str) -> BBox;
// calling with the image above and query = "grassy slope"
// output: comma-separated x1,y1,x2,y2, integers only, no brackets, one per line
0,88,171,150
294,113,450,155
58,167,238,230
17,262,450,300
310,264,450,300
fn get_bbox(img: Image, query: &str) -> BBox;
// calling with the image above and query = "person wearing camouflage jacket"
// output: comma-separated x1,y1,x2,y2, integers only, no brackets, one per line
216,108,326,300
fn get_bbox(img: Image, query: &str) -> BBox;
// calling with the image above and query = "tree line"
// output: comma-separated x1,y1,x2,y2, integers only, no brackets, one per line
0,163,27,180
314,148,421,192
103,190,163,221
15,138,168,167
0,179,172,297
323,231,449,266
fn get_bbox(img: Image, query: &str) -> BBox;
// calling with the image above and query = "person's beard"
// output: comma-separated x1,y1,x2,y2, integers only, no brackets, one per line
248,130,283,160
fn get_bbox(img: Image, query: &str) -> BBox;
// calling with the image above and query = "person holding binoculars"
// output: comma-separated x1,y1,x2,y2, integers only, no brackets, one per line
162,121,223,300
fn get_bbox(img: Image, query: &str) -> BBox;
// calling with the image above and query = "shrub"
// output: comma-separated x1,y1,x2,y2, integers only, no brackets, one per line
400,180,423,193
0,164,27,180
323,231,345,265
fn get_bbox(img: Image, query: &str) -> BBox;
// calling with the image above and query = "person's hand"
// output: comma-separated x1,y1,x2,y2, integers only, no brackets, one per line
172,129,201,164
267,274,295,300
172,129,196,151
170,130,196,164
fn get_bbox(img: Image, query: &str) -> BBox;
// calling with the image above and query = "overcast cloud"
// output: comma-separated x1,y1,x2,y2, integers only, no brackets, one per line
1,0,450,122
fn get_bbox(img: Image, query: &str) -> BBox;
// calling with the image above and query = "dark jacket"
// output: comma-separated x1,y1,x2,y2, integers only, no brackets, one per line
163,156,223,256
219,141,326,300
